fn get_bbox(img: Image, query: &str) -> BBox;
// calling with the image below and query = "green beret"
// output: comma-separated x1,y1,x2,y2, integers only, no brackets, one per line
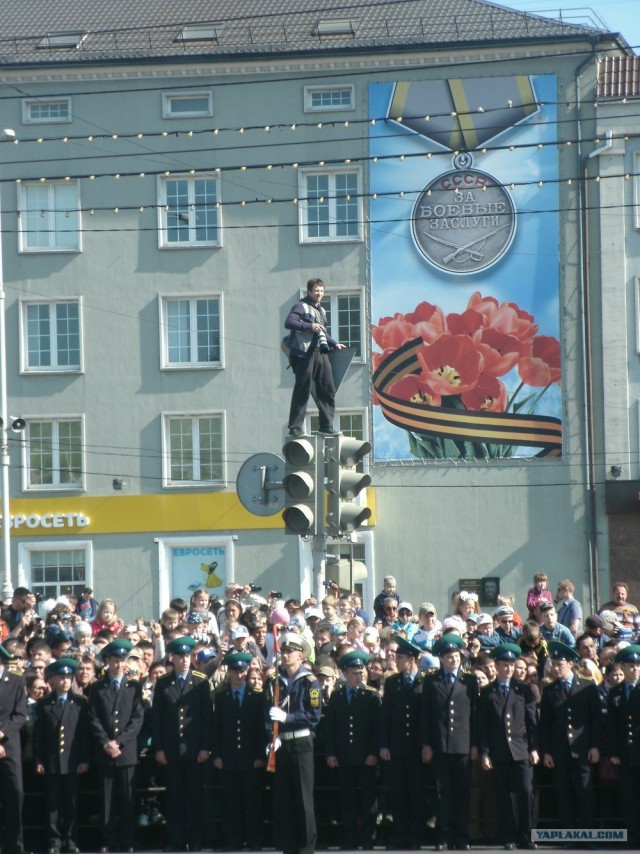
615,644,640,664
102,639,133,659
166,636,197,655
223,650,253,671
490,643,522,662
432,634,464,656
0,643,14,662
394,635,422,658
547,640,580,662
45,658,78,679
338,650,370,670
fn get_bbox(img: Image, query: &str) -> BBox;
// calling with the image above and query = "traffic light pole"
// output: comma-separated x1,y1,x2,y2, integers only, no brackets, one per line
311,529,328,603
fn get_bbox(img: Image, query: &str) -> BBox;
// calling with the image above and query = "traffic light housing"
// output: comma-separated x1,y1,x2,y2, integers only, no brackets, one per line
325,436,372,537
282,436,322,535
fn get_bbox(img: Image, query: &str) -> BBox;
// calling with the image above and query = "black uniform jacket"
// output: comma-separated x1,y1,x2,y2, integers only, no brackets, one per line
421,669,478,755
34,692,90,774
0,667,27,758
478,680,538,763
87,676,144,766
211,683,266,771
539,675,602,762
324,683,381,765
380,671,423,758
607,682,640,767
152,669,213,761
263,667,321,735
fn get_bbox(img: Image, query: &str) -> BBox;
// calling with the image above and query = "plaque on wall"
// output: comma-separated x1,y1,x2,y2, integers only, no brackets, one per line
459,577,500,608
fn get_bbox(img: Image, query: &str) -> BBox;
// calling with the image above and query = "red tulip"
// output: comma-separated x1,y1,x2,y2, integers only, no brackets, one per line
461,374,508,412
416,334,484,397
517,335,561,387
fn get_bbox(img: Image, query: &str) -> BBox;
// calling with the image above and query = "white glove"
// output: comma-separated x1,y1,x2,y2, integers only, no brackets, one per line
269,706,287,723
266,737,281,755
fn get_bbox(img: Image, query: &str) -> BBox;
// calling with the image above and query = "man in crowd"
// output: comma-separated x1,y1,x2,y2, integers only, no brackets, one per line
373,576,400,622
152,636,213,853
539,641,601,831
87,639,144,854
555,580,583,636
421,634,478,852
265,631,321,854
478,644,538,850
34,658,90,854
0,643,27,854
381,636,425,850
599,582,639,632
324,649,380,850
212,649,266,851
285,277,345,437
607,644,640,848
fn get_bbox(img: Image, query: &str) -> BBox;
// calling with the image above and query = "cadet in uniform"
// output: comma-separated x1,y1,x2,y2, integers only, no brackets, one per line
87,639,144,853
421,633,478,851
539,640,601,831
152,636,213,852
34,658,90,854
0,643,27,854
380,635,425,850
324,649,381,850
264,631,321,854
212,649,266,851
478,643,539,850
607,644,640,848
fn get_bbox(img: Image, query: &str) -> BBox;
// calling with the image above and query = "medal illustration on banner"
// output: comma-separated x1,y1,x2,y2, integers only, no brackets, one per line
388,77,538,274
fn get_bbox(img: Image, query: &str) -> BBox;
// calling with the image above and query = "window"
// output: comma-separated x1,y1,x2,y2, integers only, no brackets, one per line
21,300,82,373
159,175,220,247
18,180,80,252
22,97,72,124
321,292,364,360
161,296,222,368
299,168,361,242
26,546,89,601
37,32,87,50
162,91,213,118
304,85,354,112
315,19,356,37
163,414,225,486
178,25,221,42
25,418,83,490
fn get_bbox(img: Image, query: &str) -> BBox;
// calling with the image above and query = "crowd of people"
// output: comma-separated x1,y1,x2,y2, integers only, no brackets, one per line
0,572,639,853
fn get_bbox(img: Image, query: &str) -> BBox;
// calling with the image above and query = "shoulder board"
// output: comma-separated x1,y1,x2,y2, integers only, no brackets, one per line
306,673,317,683
192,670,207,679
7,664,24,675
364,684,377,694
386,672,402,685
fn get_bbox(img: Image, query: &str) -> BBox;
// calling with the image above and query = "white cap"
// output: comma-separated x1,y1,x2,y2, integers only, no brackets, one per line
304,607,323,620
230,625,250,640
398,601,413,613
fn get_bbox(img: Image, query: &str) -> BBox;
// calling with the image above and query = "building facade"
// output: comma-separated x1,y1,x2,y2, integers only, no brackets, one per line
0,0,634,619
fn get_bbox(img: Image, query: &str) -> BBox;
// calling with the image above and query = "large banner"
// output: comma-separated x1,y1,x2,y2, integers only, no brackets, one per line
370,74,561,461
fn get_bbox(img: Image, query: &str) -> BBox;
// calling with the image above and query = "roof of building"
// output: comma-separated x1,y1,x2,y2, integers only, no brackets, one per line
0,0,611,67
597,55,640,98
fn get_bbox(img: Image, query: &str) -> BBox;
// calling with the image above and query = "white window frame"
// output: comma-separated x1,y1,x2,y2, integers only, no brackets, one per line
158,173,221,248
18,179,81,253
320,289,366,363
162,411,226,488
159,293,224,370
304,85,355,112
22,416,85,492
18,541,93,604
22,97,72,124
20,298,83,374
156,535,235,611
298,167,363,243
162,91,213,119
309,408,370,468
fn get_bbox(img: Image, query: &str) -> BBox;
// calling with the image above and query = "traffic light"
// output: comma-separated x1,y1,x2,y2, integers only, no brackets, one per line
325,435,372,537
281,435,322,535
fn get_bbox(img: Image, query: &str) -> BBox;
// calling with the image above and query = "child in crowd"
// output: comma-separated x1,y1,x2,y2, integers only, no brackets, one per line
395,601,418,642
526,572,553,620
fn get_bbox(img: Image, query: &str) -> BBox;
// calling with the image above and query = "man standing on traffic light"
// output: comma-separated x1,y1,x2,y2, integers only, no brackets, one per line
285,278,345,438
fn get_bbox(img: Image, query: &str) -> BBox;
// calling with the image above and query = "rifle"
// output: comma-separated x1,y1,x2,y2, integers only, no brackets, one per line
266,620,281,773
